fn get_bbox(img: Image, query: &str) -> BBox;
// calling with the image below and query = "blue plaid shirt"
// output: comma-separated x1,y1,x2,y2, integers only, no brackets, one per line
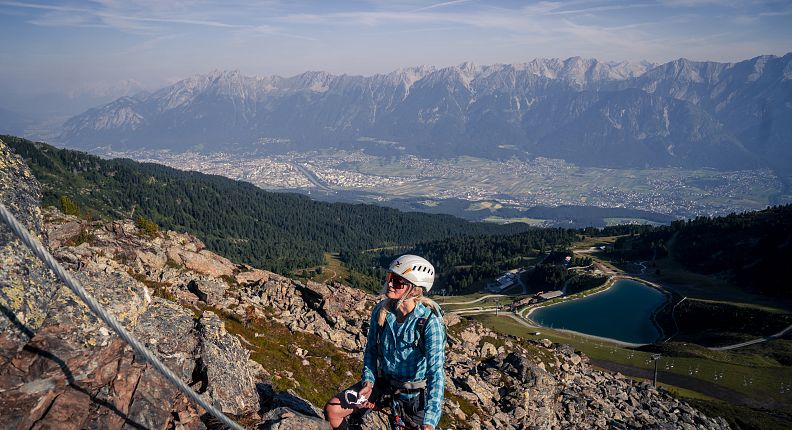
362,301,446,428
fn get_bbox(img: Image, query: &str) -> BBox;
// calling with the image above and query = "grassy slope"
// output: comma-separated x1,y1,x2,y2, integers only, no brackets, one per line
470,314,792,408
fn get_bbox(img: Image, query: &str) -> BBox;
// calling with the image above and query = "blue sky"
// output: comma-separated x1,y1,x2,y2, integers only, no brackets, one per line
1,0,791,96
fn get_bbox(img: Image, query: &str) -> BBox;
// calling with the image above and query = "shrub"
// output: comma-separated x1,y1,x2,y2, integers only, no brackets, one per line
135,215,159,237
59,195,80,216
68,227,94,246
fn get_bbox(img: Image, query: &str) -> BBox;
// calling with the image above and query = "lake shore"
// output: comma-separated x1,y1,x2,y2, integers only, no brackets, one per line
525,277,670,346
551,328,648,348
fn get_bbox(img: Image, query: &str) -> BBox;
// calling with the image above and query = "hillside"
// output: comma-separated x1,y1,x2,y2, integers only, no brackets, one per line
342,230,579,294
2,135,531,275
57,54,792,172
0,140,731,429
609,205,792,298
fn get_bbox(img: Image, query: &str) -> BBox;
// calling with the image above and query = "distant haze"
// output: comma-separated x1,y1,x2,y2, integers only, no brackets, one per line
0,0,791,100
58,54,792,174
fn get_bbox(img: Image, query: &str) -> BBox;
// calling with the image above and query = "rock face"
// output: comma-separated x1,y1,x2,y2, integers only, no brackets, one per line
0,139,326,429
0,138,729,429
198,311,262,415
0,142,61,369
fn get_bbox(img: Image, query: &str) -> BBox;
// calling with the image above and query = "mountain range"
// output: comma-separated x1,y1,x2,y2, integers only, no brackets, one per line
58,54,792,172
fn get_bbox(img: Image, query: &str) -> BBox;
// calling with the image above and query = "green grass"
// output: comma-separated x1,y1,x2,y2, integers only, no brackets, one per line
300,252,350,284
608,372,717,401
435,292,498,303
651,339,792,369
482,216,547,226
686,399,792,430
603,217,665,226
442,297,519,312
216,308,360,408
469,314,792,408
659,383,717,401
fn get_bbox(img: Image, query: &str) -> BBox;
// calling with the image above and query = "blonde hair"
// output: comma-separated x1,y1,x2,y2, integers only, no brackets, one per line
377,286,442,327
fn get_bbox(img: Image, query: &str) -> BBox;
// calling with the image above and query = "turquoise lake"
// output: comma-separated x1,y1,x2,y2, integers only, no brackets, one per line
529,279,668,344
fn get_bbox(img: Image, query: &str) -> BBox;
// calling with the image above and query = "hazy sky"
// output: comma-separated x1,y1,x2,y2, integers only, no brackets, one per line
1,0,791,96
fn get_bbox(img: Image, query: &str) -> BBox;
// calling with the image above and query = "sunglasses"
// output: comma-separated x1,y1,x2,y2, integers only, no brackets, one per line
387,273,413,289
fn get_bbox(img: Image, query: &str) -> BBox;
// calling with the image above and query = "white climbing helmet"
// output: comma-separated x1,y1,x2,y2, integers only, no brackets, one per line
387,254,435,291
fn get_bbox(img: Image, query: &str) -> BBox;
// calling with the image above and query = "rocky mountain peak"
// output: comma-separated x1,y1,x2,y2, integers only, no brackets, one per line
288,71,335,92
58,53,792,174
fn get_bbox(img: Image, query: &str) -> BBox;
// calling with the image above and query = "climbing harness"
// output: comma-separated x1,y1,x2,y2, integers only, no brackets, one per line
0,204,247,430
369,299,446,430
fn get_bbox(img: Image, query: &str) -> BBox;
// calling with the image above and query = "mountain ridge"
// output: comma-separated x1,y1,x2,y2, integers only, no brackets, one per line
57,53,792,171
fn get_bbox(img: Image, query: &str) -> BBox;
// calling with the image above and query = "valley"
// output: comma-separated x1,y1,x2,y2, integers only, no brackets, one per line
110,148,789,223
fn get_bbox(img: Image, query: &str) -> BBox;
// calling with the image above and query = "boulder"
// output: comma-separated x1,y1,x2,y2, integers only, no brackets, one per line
480,342,498,357
136,249,168,271
197,312,261,416
167,246,184,266
132,299,199,382
179,250,234,278
459,327,482,346
444,313,462,327
269,389,324,418
46,220,83,247
237,269,271,285
258,407,330,430
187,279,228,306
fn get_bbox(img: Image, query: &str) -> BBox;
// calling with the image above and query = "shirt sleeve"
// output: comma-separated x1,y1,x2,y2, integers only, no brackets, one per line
422,315,446,428
361,302,382,383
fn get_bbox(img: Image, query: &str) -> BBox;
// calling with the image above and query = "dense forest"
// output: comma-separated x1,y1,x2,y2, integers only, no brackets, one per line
5,134,789,297
609,204,792,297
3,135,530,272
342,230,578,293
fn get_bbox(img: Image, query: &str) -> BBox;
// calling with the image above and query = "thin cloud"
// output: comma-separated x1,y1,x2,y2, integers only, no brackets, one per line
1,0,261,30
244,24,318,41
545,2,654,16
409,0,475,13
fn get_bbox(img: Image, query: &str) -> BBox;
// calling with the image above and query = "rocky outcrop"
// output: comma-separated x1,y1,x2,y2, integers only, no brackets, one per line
0,263,262,428
188,279,228,306
198,311,262,415
0,138,729,429
0,142,61,369
180,250,235,278
0,140,302,429
439,327,729,429
258,407,329,430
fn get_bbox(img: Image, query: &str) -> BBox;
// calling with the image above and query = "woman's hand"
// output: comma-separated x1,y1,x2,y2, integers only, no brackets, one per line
421,425,434,430
357,381,375,409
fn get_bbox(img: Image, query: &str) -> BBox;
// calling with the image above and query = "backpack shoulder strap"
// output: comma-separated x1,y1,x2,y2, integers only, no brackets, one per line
374,299,389,358
413,316,429,354
414,300,446,354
